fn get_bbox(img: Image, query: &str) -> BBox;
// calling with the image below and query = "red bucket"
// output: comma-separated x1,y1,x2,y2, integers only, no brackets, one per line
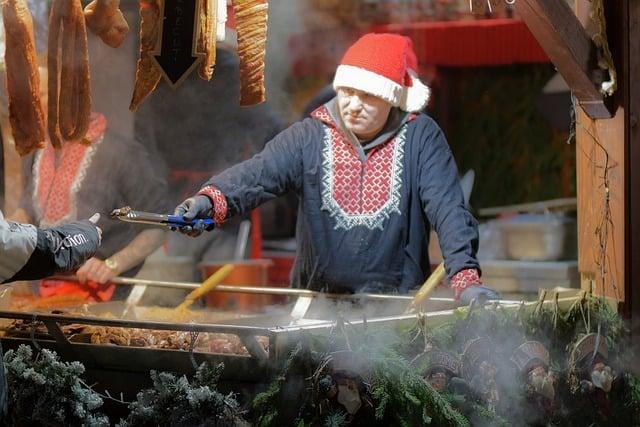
199,259,274,312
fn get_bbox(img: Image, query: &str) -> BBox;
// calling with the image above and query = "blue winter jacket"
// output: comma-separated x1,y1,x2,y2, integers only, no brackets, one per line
205,100,479,293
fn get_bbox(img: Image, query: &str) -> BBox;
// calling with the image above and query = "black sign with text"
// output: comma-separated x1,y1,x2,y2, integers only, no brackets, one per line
153,0,201,86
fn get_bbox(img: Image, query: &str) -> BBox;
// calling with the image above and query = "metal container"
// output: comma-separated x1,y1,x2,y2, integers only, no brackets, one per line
199,260,277,311
0,278,581,404
499,214,577,261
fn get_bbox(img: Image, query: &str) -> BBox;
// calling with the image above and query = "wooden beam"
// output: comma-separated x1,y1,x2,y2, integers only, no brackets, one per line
515,0,612,119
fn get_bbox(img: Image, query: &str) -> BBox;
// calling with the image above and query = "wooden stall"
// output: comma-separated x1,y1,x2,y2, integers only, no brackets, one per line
515,0,640,359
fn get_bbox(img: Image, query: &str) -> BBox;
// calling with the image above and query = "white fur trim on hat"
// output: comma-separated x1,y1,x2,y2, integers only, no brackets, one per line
334,66,430,113
333,64,403,107
399,71,431,112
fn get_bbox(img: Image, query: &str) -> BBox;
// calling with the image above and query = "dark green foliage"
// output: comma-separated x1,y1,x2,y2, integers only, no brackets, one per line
119,362,245,427
3,344,108,426
433,64,574,209
323,410,348,427
444,394,509,427
370,353,469,427
524,294,628,372
252,331,468,427
251,342,323,427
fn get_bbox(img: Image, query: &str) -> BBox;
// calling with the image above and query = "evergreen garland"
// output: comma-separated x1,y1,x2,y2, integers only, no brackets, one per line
119,362,246,427
370,352,469,427
3,294,638,426
251,328,468,427
396,294,640,427
3,344,108,427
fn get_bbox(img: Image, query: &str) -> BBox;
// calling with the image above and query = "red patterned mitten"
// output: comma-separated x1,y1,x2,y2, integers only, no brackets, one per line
450,268,483,300
197,185,228,226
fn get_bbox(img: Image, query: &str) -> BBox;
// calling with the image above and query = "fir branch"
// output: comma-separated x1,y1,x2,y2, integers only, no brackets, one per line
119,362,245,427
370,353,469,427
3,345,109,426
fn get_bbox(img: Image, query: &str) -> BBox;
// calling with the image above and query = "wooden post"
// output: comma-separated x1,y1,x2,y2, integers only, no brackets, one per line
571,0,639,311
575,107,625,300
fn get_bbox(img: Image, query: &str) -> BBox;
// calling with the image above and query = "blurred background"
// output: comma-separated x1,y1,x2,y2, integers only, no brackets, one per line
0,0,582,308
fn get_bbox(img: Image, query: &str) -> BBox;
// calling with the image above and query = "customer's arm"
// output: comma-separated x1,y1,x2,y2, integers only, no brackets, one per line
1,212,102,283
76,228,166,284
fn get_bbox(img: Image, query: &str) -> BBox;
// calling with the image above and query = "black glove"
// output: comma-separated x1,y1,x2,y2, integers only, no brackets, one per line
459,285,501,306
9,216,101,281
173,195,214,237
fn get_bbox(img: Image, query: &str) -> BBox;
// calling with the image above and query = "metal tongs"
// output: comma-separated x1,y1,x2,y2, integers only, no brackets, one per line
110,206,215,231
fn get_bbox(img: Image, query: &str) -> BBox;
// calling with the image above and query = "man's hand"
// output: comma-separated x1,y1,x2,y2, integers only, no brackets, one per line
459,285,501,306
76,257,118,284
173,195,214,237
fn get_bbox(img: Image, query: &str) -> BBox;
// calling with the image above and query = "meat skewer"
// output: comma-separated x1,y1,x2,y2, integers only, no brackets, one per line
233,0,269,106
2,0,46,155
129,0,162,112
197,0,217,81
84,0,129,48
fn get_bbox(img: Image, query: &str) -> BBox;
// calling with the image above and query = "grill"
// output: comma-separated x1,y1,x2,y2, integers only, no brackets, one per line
0,281,579,405
0,282,461,398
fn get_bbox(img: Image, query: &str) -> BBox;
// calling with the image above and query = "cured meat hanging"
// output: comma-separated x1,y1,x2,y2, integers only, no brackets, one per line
130,0,269,109
129,0,162,112
2,0,45,156
233,0,268,106
198,0,217,81
48,0,92,147
83,0,129,48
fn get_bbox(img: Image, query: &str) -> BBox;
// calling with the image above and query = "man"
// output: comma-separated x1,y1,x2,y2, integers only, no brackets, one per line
0,210,101,419
174,33,498,303
12,113,169,301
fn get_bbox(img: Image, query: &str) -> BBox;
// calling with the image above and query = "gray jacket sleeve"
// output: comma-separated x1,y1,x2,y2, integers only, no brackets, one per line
0,210,37,282
0,210,101,283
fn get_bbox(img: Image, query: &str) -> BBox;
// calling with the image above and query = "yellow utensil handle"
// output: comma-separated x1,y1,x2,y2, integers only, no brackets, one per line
407,262,447,311
176,264,234,310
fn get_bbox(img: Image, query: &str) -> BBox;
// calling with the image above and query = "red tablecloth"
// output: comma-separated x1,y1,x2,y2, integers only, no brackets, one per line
372,19,549,66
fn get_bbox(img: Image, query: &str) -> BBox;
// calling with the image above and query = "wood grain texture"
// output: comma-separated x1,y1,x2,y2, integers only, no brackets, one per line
575,107,624,300
516,0,611,119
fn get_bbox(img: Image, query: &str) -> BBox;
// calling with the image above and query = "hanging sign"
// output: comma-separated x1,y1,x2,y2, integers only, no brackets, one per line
151,0,204,88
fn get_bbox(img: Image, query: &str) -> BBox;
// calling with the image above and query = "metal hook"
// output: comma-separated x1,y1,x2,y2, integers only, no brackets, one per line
29,314,41,352
187,325,200,370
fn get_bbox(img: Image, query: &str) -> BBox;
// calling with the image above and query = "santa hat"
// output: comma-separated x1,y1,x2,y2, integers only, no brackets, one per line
333,33,430,112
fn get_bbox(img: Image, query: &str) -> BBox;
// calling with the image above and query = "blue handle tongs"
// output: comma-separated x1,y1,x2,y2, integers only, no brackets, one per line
110,206,215,231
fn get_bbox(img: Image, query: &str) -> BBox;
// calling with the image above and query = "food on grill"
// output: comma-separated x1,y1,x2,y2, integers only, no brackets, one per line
3,313,268,356
90,326,131,346
83,0,129,48
129,0,162,111
233,0,268,106
2,0,46,155
197,0,216,81
48,0,92,147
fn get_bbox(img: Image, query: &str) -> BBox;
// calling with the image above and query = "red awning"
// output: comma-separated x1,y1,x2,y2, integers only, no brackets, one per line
372,19,549,67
